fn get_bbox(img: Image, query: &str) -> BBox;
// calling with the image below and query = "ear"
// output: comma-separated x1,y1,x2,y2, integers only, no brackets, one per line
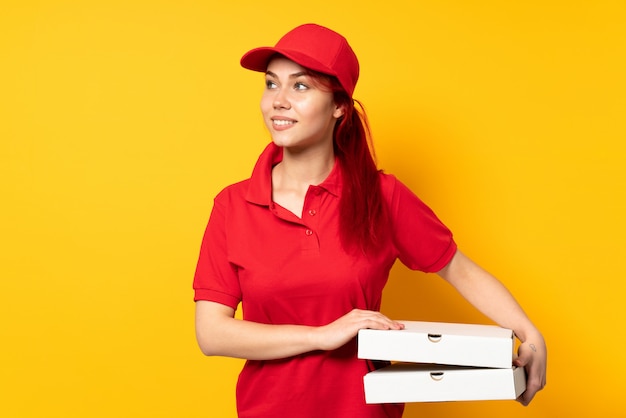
333,103,345,119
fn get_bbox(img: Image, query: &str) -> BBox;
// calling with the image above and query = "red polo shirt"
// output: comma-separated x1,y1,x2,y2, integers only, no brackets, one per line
194,143,456,418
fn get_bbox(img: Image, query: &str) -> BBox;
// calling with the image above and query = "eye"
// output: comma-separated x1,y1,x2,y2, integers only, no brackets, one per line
265,79,277,89
294,82,309,91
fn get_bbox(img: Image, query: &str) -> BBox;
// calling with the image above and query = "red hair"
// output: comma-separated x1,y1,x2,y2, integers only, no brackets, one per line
307,70,388,253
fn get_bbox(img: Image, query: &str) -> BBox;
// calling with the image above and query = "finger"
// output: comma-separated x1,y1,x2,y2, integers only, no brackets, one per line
514,341,536,367
355,311,403,330
360,316,403,330
517,389,534,406
374,313,404,330
516,366,546,406
517,377,542,406
513,352,529,367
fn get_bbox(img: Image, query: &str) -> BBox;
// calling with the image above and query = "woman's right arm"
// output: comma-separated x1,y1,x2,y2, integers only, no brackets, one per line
195,300,403,360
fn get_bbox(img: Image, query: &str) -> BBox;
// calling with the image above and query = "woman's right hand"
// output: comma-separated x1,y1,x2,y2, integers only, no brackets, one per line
312,309,404,351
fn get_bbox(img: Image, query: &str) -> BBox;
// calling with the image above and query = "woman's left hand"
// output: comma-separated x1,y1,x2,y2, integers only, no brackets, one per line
514,336,547,406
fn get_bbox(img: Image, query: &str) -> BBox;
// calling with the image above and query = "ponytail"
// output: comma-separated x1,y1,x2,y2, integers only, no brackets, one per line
304,69,388,253
333,95,388,254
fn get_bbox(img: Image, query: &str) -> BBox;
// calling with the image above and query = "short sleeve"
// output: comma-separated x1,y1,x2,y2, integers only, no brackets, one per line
193,188,242,309
386,175,457,272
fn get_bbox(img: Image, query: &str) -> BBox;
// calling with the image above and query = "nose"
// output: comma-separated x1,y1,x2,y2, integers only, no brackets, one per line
273,88,291,110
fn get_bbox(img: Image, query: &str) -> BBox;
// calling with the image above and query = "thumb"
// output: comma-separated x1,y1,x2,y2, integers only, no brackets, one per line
514,345,532,368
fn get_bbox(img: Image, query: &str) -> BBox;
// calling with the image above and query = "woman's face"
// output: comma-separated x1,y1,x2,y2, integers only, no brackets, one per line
261,57,343,153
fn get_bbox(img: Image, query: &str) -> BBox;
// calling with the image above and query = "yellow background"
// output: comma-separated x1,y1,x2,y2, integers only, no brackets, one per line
1,1,625,417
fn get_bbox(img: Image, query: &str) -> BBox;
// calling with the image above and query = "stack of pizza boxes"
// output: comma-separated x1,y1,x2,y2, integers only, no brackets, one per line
358,321,526,403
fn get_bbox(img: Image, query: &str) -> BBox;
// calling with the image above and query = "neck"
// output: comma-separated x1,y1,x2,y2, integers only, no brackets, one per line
273,146,335,195
270,142,335,218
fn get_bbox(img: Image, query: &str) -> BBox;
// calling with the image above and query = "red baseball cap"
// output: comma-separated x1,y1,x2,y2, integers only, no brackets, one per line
240,23,360,97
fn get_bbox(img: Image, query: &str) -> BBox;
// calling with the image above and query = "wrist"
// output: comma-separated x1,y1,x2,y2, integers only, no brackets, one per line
515,326,544,345
307,325,323,351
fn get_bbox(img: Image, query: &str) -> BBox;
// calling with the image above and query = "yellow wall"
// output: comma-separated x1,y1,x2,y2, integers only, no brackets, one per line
1,1,624,416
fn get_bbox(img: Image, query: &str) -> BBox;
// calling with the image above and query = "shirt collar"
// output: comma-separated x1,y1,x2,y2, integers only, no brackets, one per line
245,142,342,206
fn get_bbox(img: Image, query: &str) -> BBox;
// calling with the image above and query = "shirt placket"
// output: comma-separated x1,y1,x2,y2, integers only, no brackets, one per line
301,185,322,254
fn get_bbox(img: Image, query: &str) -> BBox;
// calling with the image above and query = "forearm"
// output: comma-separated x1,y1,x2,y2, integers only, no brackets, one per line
195,301,319,360
438,250,547,404
195,300,403,361
437,250,542,343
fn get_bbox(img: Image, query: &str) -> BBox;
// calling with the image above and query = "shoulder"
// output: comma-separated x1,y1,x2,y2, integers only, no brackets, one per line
377,171,406,199
378,171,399,190
214,178,252,205
377,171,433,212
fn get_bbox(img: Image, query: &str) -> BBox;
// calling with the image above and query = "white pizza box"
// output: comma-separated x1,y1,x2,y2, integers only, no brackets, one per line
358,321,514,369
364,363,526,404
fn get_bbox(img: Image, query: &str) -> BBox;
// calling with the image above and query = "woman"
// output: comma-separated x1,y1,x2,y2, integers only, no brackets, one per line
193,23,546,417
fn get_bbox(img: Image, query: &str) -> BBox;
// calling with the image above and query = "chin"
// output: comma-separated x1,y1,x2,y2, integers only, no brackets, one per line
270,134,300,149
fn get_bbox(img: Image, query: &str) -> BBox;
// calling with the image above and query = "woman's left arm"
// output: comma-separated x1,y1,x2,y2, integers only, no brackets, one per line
437,249,547,406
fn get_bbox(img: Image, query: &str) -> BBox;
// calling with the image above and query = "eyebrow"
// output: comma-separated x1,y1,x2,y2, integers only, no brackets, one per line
265,70,308,79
